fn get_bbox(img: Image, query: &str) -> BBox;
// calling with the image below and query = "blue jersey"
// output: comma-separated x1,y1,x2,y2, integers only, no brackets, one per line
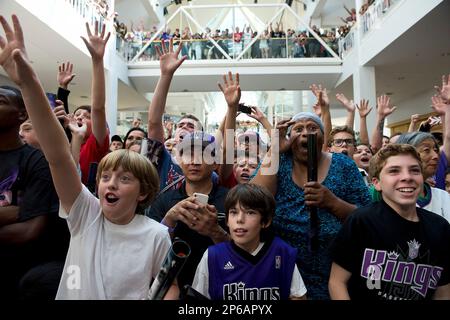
208,237,297,300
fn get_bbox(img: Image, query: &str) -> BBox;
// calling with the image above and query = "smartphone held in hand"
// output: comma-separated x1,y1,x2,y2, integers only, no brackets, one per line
46,93,57,110
238,103,252,114
193,193,209,205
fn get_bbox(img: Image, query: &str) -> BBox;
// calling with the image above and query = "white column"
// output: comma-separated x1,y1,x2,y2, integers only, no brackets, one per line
105,69,118,136
304,91,317,114
291,91,304,115
353,66,377,139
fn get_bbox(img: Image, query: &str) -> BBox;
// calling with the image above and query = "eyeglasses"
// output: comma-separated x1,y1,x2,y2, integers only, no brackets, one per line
332,139,355,147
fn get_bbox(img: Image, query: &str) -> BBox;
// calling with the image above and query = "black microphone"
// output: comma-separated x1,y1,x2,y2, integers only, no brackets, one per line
87,162,98,195
148,238,191,300
307,133,319,251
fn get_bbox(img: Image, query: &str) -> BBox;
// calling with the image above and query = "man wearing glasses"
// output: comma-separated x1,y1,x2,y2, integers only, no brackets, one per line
328,126,357,158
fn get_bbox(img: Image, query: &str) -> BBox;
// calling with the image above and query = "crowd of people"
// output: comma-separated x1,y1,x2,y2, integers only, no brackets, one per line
1,13,450,301
115,20,341,62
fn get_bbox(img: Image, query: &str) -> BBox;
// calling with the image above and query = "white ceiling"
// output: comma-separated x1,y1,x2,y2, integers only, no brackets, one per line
333,0,450,107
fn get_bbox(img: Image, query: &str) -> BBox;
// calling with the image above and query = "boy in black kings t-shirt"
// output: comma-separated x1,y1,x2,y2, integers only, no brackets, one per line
329,144,450,300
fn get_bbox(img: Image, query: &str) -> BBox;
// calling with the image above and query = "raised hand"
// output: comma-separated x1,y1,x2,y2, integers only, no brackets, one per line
80,21,110,61
310,84,330,108
164,120,174,132
356,99,372,118
274,119,297,154
218,71,241,107
57,62,76,89
312,102,322,117
434,74,450,102
336,93,355,113
156,37,187,76
53,101,70,127
376,95,396,119
410,114,421,125
431,95,448,116
67,114,88,138
248,105,266,122
0,15,31,86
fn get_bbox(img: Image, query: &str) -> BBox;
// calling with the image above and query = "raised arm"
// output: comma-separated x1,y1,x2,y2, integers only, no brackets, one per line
251,119,296,195
311,84,331,152
148,38,187,143
343,5,352,16
336,93,355,130
356,99,372,145
248,105,273,137
431,94,450,163
370,95,396,153
433,74,450,163
217,72,241,183
80,22,110,145
407,114,421,133
57,61,76,113
0,15,81,213
67,115,88,165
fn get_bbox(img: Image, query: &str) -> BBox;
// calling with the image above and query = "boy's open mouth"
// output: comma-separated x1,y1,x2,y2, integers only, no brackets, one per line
105,193,119,204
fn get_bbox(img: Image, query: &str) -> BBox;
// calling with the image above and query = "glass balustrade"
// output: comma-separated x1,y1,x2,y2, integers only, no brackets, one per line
64,0,108,32
118,3,340,63
338,27,356,57
361,0,401,36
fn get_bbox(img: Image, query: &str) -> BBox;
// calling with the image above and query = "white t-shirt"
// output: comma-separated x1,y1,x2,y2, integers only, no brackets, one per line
56,186,172,300
422,187,450,222
192,243,307,299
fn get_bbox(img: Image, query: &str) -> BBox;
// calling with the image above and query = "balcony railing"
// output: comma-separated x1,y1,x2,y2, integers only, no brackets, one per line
64,0,109,31
338,27,356,57
361,0,401,36
121,3,340,63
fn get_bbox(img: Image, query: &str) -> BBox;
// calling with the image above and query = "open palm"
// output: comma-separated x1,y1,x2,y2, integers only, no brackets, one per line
81,22,110,61
156,37,186,76
336,93,355,112
310,84,329,107
58,62,76,88
0,15,29,85
218,72,241,107
356,99,372,118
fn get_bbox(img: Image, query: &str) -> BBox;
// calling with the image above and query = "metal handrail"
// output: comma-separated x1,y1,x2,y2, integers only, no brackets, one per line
126,3,341,64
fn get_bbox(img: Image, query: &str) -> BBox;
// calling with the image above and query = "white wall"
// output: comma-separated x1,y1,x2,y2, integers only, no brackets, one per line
387,88,436,125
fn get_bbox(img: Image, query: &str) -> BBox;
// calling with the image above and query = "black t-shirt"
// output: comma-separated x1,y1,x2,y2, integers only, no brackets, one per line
330,200,450,300
0,144,69,263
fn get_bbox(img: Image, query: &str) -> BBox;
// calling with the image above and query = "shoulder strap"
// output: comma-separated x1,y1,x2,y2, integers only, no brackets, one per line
158,175,185,196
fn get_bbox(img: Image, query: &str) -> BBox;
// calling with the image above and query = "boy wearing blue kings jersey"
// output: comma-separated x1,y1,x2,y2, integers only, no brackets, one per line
192,184,307,300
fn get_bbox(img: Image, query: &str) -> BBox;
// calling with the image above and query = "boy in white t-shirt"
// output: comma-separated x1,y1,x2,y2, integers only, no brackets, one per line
0,15,178,300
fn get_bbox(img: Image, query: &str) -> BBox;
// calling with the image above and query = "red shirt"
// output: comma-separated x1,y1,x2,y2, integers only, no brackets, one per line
220,169,238,189
79,133,110,185
233,32,243,43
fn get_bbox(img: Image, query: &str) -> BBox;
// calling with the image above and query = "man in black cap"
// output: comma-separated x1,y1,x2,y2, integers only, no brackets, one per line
146,131,229,290
109,134,123,152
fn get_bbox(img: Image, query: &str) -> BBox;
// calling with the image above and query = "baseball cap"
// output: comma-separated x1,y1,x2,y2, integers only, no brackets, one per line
111,135,123,144
287,112,324,136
